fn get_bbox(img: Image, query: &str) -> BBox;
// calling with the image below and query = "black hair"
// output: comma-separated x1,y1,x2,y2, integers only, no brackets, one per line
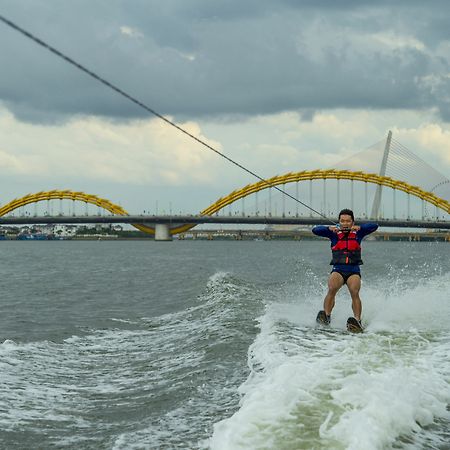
338,208,354,221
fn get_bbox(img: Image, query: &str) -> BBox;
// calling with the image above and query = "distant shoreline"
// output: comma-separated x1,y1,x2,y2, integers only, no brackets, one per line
2,231,449,242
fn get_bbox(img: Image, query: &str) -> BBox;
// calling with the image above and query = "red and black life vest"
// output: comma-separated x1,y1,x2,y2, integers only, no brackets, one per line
330,230,363,265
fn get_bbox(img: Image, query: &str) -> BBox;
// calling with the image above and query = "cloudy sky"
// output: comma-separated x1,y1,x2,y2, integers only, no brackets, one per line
0,0,449,215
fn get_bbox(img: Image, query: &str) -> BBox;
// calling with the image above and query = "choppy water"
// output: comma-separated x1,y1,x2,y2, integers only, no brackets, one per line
0,240,449,449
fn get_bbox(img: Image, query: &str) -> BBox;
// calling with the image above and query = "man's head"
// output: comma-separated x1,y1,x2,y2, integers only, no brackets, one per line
338,209,355,230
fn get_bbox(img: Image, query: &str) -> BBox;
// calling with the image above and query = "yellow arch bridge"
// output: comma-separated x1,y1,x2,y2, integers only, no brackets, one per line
0,170,449,236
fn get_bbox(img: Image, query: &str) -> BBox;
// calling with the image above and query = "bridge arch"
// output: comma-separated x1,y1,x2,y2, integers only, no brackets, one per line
201,169,450,217
170,170,450,235
0,190,155,234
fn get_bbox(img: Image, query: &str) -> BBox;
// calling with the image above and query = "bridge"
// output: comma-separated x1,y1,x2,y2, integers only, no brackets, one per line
0,132,449,241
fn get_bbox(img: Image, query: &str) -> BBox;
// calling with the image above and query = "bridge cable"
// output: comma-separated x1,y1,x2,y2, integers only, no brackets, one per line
0,14,335,224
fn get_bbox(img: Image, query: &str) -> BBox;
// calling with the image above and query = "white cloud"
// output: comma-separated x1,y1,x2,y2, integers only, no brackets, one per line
119,25,144,39
0,107,221,187
0,149,24,173
297,21,415,65
205,108,450,186
371,31,426,52
395,123,450,165
177,51,196,61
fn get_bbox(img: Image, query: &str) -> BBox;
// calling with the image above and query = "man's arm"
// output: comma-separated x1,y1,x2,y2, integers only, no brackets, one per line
312,225,335,238
357,222,378,239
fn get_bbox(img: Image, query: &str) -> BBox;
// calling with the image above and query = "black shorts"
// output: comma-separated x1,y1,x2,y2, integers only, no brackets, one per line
331,270,361,285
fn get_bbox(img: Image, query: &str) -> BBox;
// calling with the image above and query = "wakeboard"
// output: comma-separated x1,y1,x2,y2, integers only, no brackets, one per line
346,317,363,333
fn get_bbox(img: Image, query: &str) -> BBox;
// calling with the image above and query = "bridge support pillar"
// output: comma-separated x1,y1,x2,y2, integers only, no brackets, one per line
155,224,172,241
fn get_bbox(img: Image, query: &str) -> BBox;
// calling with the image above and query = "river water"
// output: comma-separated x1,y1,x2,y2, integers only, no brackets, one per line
0,239,449,449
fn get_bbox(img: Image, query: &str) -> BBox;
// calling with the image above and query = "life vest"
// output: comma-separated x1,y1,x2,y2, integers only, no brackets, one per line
330,230,363,265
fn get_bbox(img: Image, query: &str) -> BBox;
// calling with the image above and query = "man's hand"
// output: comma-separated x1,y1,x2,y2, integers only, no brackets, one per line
328,225,360,233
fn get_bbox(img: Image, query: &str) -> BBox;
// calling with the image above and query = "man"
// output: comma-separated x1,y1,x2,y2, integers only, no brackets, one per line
312,209,378,331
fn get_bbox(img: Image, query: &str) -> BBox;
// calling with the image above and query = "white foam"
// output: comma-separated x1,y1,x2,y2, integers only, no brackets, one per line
0,270,260,448
321,359,449,449
363,274,450,332
208,274,450,450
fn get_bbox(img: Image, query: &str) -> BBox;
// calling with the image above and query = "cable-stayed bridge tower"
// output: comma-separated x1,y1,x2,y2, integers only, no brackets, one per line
333,130,449,221
370,130,392,219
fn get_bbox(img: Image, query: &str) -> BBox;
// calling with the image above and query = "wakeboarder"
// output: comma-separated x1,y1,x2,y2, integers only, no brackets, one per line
312,209,378,332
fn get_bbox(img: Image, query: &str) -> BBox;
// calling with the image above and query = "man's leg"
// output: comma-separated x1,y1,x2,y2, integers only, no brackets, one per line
347,275,362,321
323,272,345,316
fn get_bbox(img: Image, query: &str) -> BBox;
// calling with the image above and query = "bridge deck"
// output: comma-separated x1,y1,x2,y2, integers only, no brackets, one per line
0,215,449,229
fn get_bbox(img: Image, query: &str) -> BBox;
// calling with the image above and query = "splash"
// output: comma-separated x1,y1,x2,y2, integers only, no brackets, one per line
0,271,263,449
208,274,450,450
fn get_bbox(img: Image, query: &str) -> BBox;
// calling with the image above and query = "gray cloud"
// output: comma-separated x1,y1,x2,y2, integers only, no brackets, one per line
1,0,450,123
